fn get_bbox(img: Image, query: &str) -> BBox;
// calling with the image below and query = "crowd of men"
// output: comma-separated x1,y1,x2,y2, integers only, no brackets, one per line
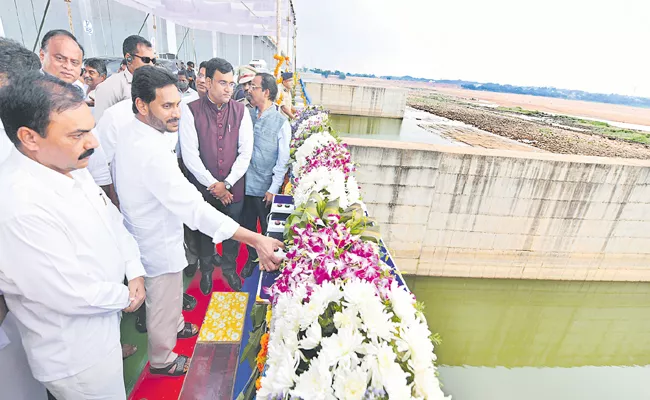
0,28,294,399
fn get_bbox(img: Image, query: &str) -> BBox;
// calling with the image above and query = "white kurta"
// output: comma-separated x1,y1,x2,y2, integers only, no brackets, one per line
94,98,134,168
114,118,239,278
0,149,146,382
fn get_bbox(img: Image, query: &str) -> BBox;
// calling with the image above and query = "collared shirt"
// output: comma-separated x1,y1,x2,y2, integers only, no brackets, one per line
255,106,292,194
1,120,111,186
114,118,239,277
0,149,145,382
94,69,133,121
181,87,200,105
179,99,254,188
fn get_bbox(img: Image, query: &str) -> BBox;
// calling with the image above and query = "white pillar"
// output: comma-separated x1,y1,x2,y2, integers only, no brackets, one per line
166,20,177,55
211,31,217,57
238,34,242,66
276,0,281,56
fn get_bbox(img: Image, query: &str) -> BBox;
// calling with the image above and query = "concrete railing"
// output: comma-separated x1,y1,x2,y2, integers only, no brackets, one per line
345,137,650,282
305,82,407,118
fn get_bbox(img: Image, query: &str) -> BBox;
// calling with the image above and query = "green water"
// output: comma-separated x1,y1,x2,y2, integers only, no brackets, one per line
405,276,650,400
329,111,460,146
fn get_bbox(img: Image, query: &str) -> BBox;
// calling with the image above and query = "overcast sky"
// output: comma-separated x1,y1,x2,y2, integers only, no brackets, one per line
294,0,650,97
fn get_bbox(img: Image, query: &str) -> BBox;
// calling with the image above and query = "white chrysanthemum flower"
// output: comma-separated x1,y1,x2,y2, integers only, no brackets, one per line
291,356,336,400
320,327,364,367
333,364,370,400
333,307,362,331
299,321,322,350
388,280,417,326
346,175,362,205
299,294,327,329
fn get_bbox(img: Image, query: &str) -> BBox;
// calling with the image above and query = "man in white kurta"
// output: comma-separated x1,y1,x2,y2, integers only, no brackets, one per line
0,72,146,399
114,66,283,376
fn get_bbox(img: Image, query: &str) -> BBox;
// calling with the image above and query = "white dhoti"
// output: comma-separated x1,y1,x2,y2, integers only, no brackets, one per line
43,345,125,400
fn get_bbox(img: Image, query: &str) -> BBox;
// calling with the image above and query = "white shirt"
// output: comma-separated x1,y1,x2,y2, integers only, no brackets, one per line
179,99,254,188
0,121,11,165
86,144,112,186
0,149,145,382
94,99,134,168
114,118,240,277
181,88,199,104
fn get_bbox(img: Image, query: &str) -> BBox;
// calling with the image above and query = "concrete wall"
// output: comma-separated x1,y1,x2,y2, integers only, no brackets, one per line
346,138,650,282
1,0,277,68
306,82,407,118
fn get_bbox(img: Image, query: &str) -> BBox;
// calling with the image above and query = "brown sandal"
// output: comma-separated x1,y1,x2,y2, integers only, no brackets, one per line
177,322,199,339
149,355,191,376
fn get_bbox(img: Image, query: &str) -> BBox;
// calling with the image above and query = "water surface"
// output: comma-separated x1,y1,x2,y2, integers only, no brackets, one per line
405,276,650,400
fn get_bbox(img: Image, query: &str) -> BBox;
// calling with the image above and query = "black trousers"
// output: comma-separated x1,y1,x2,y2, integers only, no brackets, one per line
198,195,243,273
183,224,200,265
241,195,271,262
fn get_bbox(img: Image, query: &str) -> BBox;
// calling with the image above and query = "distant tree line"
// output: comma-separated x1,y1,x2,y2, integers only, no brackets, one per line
461,83,650,108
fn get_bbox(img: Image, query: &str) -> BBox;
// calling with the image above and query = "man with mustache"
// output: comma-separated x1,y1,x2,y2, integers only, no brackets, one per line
83,58,107,107
179,58,254,293
39,30,117,213
0,72,146,399
114,66,283,376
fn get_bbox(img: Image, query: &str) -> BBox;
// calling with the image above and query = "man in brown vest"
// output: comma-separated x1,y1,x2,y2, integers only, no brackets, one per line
179,58,253,293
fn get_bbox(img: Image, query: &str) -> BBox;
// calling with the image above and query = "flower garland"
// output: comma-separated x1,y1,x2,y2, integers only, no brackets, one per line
238,106,449,400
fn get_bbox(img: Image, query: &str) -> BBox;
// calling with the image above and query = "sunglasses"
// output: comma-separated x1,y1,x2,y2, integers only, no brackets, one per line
133,54,157,65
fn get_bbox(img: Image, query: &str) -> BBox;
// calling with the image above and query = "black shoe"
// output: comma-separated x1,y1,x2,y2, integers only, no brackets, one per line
184,261,198,277
223,269,243,291
241,259,258,279
211,253,223,266
200,268,214,295
183,293,197,311
135,314,147,333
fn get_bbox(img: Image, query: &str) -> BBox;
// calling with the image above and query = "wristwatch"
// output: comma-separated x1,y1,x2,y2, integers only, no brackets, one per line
224,181,232,192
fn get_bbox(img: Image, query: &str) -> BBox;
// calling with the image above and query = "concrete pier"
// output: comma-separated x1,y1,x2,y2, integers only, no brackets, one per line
305,82,407,118
346,137,650,282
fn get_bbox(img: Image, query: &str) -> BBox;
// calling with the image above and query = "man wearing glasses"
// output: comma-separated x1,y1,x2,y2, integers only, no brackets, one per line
179,58,254,293
94,35,155,120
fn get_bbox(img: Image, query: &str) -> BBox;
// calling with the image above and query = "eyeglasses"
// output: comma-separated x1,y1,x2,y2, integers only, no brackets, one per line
249,84,262,91
216,80,236,90
133,54,156,65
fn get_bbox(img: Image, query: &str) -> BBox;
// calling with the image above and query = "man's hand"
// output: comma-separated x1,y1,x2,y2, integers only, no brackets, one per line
208,182,230,199
263,192,274,207
253,235,285,272
219,191,234,206
123,277,145,313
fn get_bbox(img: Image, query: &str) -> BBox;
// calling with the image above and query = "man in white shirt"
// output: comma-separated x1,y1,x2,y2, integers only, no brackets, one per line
178,69,199,103
83,58,108,107
0,72,146,399
179,58,254,293
0,38,48,400
39,29,117,203
115,66,283,377
94,35,155,120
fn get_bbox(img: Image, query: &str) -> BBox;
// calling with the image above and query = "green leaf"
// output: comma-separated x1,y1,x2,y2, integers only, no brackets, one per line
240,326,263,367
250,304,268,329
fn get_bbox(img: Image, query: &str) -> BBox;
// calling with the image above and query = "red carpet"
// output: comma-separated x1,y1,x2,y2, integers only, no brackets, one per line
128,244,249,400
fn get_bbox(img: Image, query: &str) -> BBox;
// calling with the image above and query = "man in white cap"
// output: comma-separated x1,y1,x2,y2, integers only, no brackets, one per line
234,65,257,108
